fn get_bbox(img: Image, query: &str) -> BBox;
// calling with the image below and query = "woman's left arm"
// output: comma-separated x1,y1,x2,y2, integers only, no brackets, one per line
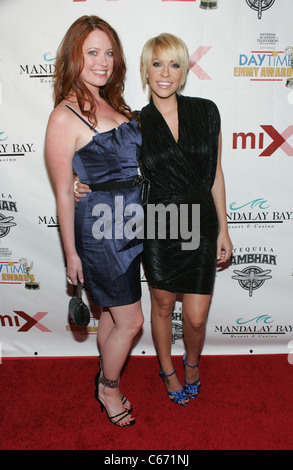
211,131,233,264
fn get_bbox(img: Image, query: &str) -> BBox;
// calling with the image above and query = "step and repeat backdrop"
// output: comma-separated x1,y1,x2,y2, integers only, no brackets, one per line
1,0,293,358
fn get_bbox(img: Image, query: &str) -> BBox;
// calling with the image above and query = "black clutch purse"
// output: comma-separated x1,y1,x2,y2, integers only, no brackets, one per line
68,280,90,326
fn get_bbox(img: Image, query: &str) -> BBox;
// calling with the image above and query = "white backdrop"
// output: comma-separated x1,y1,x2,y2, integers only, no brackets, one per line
0,0,293,358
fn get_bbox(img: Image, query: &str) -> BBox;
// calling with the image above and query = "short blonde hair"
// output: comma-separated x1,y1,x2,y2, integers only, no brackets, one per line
140,33,190,91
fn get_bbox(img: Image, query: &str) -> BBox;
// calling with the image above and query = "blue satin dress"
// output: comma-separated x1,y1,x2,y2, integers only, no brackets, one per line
68,106,143,307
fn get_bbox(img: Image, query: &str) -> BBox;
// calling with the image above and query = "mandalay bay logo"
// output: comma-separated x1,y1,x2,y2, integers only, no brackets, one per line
19,52,56,84
227,197,293,230
215,314,293,339
0,131,35,163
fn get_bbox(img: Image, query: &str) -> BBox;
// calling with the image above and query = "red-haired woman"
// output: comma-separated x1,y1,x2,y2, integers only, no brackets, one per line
46,16,144,427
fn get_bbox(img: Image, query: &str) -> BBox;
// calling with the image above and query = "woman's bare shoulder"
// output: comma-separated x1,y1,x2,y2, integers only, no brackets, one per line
48,101,82,137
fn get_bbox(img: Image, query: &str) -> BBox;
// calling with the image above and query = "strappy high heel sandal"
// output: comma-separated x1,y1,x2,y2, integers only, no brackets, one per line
94,357,133,413
183,352,201,399
159,368,189,406
95,374,135,427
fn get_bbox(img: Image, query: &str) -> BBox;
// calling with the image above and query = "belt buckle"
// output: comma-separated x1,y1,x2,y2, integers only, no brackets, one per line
132,176,142,187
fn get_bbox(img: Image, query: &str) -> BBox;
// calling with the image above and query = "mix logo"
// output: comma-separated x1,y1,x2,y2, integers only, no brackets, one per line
0,311,51,332
232,125,293,157
189,47,212,80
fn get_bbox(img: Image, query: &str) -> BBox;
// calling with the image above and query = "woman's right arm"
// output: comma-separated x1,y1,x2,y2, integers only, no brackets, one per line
45,106,84,285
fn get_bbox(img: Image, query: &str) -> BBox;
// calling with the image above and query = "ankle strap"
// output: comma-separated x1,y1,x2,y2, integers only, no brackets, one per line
183,352,199,368
159,368,176,378
99,374,120,389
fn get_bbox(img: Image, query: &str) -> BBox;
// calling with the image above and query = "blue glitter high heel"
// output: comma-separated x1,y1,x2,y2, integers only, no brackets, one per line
159,368,189,406
183,352,201,399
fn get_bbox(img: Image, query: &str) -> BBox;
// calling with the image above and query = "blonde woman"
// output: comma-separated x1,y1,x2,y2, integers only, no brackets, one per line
138,33,232,406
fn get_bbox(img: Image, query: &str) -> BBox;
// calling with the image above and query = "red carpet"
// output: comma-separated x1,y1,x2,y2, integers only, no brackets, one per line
1,354,292,451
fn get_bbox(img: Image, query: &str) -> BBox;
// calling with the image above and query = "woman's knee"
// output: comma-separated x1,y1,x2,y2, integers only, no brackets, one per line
110,302,144,336
151,292,176,320
133,311,144,332
184,315,206,332
182,294,211,330
127,305,144,337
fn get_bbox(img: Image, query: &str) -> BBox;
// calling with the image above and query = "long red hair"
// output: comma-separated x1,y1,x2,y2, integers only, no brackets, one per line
54,15,136,126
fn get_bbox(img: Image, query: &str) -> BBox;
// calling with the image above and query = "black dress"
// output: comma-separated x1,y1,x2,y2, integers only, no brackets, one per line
140,94,220,294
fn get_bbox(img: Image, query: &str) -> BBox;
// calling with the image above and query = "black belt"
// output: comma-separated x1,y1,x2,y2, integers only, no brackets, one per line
88,176,150,206
89,176,144,191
